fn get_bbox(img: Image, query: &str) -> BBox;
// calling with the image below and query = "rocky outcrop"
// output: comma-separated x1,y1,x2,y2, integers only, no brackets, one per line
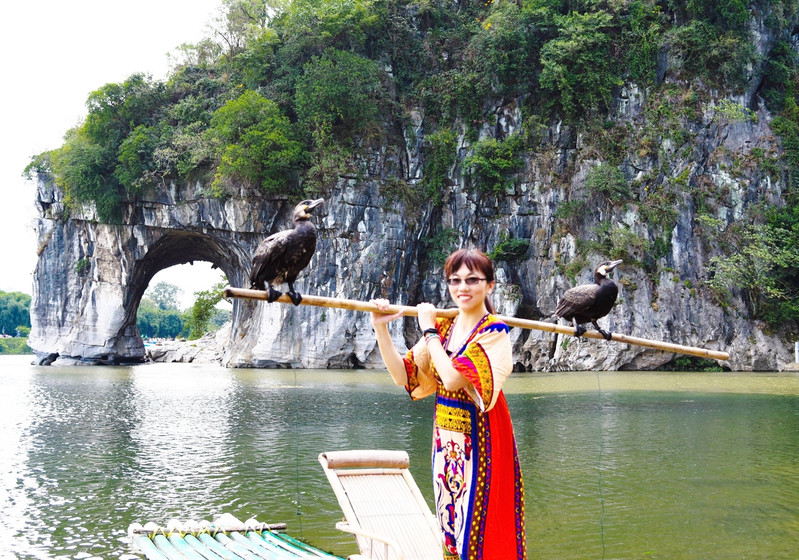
28,91,795,371
145,323,231,364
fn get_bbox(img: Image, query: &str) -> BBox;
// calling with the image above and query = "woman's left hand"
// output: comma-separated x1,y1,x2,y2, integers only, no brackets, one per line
416,302,437,332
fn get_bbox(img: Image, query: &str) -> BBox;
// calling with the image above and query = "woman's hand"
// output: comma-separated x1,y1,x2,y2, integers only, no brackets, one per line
416,302,437,332
369,298,410,387
370,298,405,327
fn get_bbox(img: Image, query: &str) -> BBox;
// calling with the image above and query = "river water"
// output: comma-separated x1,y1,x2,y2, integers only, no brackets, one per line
1,354,798,559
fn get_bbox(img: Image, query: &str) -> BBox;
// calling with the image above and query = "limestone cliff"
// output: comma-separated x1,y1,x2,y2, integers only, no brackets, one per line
28,104,792,372
28,90,795,371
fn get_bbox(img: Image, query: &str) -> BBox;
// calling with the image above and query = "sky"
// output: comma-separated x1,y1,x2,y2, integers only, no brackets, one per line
1,0,229,309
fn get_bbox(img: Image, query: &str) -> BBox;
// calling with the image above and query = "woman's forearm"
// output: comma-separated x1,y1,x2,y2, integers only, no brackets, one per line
424,337,469,392
373,323,410,386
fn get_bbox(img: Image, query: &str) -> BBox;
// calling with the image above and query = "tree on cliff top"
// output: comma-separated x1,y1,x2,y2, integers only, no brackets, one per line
208,90,306,194
31,0,771,220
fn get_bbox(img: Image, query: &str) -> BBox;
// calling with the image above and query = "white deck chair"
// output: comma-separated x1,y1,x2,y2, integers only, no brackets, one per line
318,450,443,560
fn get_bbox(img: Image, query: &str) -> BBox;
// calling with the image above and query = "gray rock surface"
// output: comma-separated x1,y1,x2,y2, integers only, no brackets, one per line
28,91,795,371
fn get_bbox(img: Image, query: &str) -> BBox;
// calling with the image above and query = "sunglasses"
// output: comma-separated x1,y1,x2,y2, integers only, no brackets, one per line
446,277,487,286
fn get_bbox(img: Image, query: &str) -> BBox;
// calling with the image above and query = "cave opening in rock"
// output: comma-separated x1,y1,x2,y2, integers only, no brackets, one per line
137,261,231,340
125,231,250,345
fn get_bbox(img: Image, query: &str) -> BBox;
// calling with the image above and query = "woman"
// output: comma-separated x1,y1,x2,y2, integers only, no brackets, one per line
371,248,526,560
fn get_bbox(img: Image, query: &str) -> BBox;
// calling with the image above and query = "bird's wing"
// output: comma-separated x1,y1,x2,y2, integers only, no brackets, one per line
554,284,599,318
249,230,294,286
278,233,317,284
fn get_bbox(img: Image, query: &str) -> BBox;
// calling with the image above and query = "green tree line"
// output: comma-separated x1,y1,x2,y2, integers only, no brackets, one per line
0,291,31,337
0,291,32,354
24,0,799,329
137,281,230,340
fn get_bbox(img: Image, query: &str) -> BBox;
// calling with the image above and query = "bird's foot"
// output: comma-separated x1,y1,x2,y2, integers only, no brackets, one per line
597,328,613,341
573,325,587,338
287,290,303,306
267,286,283,303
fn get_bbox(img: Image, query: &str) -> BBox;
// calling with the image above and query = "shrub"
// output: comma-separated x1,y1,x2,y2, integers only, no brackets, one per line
419,69,486,132
470,3,539,97
114,125,158,193
760,40,797,113
209,90,306,194
463,133,524,195
640,185,680,232
669,20,755,89
623,0,663,87
712,99,757,124
685,0,749,32
427,228,460,267
488,231,530,262
584,163,631,202
591,222,648,262
539,10,621,119
554,199,588,220
422,129,458,204
294,48,382,139
52,127,124,222
43,74,169,223
707,225,799,323
184,281,228,340
75,258,91,275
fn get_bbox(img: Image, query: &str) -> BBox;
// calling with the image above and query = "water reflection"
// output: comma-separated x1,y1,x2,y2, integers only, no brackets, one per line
1,361,141,558
128,365,238,520
0,358,37,557
0,357,797,560
511,389,799,559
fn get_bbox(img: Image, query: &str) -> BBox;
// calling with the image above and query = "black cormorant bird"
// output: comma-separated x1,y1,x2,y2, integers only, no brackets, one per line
554,259,623,340
249,198,324,305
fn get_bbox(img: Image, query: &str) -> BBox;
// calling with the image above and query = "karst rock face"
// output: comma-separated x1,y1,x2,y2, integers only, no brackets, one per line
28,91,794,371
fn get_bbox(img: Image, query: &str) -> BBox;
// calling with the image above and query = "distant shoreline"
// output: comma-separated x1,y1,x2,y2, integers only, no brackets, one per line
0,338,33,355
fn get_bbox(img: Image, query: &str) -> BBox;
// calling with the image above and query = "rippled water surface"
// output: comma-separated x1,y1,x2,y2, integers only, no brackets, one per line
1,355,798,559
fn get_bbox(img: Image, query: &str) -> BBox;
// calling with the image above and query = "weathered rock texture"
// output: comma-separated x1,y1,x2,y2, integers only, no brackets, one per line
29,94,795,371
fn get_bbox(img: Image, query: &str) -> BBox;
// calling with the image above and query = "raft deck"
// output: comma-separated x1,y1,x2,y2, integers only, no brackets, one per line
128,514,343,560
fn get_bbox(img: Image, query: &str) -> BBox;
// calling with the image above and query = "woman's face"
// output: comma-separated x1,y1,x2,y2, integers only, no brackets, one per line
447,263,494,314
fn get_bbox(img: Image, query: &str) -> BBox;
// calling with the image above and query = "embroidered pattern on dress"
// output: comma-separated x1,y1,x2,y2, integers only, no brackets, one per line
436,404,472,433
404,358,420,394
458,342,494,407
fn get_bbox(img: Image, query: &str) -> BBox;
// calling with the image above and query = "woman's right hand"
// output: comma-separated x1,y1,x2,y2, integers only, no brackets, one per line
370,299,405,327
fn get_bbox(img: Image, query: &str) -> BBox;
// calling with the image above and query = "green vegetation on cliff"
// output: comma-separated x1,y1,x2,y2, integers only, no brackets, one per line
25,0,799,330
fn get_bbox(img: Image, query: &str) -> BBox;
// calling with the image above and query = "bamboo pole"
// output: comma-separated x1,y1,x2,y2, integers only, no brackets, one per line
224,287,730,361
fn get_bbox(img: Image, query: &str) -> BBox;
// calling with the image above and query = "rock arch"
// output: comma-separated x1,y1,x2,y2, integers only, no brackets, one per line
126,231,246,310
125,230,250,336
28,177,263,365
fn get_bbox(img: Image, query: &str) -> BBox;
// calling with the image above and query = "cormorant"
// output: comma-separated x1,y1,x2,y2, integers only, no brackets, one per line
554,259,623,340
249,198,324,305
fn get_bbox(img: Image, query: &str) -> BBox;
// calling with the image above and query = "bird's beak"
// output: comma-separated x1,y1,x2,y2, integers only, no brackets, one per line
607,259,623,271
307,198,324,212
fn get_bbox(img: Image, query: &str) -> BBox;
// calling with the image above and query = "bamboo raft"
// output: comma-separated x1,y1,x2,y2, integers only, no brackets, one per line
224,287,730,362
128,514,343,560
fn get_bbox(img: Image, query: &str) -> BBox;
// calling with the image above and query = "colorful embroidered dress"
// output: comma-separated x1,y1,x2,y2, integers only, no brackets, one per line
403,314,526,560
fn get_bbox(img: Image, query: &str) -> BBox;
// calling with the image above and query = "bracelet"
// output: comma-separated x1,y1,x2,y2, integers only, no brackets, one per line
423,328,440,345
424,333,440,345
